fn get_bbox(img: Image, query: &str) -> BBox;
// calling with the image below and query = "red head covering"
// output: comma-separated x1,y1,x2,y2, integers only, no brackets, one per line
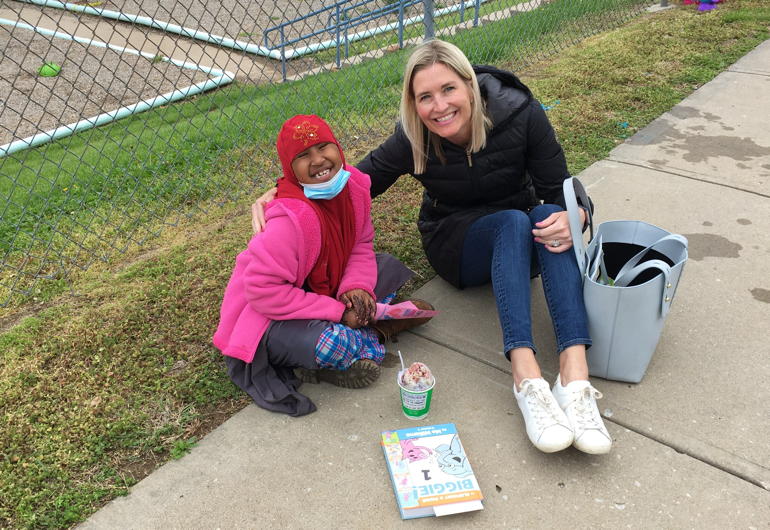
275,115,355,297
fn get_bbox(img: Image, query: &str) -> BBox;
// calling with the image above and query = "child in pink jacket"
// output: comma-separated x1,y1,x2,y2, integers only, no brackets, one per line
213,115,422,416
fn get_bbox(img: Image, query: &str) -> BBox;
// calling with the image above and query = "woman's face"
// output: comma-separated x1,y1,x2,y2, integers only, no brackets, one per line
291,142,343,185
411,62,473,146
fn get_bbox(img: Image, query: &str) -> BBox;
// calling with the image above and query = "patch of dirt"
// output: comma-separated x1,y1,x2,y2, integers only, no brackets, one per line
0,299,54,333
117,398,248,485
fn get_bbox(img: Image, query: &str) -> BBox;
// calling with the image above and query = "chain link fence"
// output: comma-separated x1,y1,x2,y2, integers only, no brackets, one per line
0,0,650,306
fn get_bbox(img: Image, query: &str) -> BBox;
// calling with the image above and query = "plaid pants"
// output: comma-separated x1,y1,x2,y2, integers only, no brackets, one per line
313,292,395,370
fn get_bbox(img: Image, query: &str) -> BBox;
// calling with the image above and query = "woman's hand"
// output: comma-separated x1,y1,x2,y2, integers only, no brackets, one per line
339,289,376,327
532,208,586,253
251,187,278,234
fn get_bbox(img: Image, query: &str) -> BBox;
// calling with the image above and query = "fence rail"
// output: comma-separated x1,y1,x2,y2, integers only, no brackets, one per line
0,0,651,307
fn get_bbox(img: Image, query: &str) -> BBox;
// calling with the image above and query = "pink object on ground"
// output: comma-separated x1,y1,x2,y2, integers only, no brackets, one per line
375,301,439,321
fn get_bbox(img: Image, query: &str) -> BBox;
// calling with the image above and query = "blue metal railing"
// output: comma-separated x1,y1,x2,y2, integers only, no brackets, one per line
263,0,486,80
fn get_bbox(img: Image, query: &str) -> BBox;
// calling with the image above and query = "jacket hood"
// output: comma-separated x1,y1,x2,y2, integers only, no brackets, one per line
473,65,533,129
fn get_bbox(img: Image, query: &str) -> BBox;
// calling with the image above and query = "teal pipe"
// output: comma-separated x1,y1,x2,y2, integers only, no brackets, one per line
19,0,277,56
0,18,234,157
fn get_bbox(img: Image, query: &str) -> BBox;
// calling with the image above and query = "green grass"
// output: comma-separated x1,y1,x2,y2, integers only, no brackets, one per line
0,212,249,526
1,0,769,527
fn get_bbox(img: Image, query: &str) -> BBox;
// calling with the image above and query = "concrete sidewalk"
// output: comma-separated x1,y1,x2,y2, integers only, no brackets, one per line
81,40,770,529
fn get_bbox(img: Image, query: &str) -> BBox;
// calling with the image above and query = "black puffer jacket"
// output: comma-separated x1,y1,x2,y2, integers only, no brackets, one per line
357,65,580,288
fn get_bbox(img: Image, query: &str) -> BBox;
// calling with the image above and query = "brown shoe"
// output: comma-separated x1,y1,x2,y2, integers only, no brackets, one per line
372,299,435,343
296,358,381,389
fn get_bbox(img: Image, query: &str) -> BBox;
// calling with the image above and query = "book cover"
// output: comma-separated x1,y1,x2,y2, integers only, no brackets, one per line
380,423,484,519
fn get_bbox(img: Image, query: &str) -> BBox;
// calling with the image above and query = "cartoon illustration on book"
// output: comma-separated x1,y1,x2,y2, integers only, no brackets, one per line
400,439,432,462
435,434,474,478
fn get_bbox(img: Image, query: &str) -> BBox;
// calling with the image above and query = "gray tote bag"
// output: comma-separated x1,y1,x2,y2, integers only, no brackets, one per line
563,177,688,383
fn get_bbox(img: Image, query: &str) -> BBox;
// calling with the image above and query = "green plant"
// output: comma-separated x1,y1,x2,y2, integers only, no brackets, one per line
170,437,198,459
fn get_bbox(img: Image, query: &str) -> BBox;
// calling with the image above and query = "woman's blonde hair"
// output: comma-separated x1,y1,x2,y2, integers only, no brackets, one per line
399,39,491,174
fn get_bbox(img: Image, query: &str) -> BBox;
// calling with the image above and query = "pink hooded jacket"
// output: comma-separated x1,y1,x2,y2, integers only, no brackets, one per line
212,166,377,363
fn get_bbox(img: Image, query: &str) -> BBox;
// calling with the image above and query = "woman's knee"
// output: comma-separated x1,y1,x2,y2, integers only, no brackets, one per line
487,209,531,236
529,203,562,224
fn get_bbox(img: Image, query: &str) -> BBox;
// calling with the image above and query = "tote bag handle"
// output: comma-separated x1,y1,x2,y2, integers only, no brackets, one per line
614,259,674,316
562,176,593,277
613,234,687,317
614,234,688,281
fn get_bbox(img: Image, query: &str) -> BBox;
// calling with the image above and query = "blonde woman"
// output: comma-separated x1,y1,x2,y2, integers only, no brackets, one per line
252,40,611,454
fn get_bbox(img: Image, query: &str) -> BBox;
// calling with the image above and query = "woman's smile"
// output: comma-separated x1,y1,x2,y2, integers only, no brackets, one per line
412,63,473,146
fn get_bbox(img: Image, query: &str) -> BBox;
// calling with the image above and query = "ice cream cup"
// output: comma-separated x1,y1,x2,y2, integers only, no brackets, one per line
397,370,435,420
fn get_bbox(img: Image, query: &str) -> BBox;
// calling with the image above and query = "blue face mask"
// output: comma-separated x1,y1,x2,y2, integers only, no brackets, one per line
301,167,351,200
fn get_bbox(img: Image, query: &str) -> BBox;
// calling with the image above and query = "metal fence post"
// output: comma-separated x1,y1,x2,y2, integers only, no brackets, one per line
423,0,434,40
280,26,287,81
335,4,341,68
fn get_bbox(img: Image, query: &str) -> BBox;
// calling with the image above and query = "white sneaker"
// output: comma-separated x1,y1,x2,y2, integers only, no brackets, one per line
513,378,574,453
552,375,612,455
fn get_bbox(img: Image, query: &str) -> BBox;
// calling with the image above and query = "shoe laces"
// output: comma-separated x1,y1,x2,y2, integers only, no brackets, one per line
568,385,604,430
521,381,565,428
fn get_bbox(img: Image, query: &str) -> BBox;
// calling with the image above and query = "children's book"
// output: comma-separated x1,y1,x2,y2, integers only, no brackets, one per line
380,423,484,519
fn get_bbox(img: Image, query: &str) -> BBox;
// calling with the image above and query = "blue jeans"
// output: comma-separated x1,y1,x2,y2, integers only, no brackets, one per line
460,204,591,357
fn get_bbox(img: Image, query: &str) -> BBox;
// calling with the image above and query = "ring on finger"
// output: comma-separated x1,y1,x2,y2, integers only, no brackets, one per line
549,240,562,248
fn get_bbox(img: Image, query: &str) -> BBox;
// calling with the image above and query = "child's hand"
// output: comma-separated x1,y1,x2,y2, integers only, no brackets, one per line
340,289,375,326
341,307,364,329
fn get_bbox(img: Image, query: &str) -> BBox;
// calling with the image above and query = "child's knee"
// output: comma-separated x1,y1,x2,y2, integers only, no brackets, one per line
314,324,384,369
